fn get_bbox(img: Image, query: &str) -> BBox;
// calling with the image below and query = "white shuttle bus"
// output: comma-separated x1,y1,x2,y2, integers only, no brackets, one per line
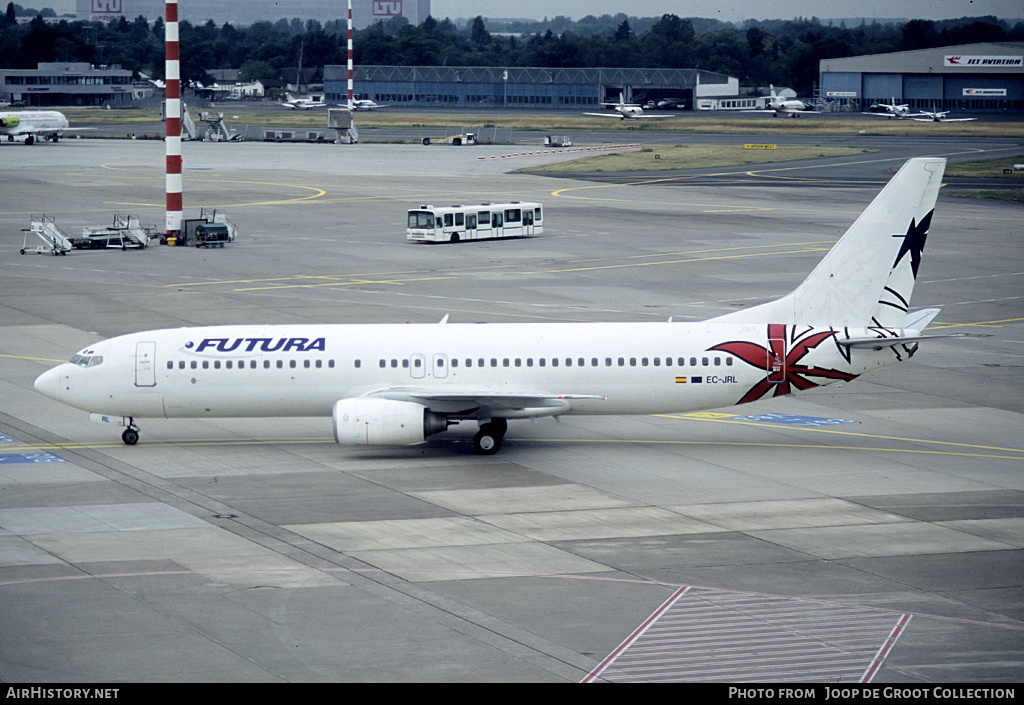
407,202,543,243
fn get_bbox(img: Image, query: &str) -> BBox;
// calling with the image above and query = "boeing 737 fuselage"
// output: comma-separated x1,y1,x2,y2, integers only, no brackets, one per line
0,110,74,144
34,159,949,454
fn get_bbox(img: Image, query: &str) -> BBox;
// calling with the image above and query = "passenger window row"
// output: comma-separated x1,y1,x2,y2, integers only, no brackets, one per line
167,359,336,370
166,356,735,372
373,356,734,369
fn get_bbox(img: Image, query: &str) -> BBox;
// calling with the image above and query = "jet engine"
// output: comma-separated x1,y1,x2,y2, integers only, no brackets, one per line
332,398,448,446
0,116,20,128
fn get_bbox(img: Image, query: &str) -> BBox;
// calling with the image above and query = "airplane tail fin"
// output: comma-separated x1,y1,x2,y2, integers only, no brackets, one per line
711,157,946,329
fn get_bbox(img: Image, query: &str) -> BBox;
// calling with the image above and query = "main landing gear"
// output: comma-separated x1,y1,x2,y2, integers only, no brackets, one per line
121,418,140,445
473,418,508,455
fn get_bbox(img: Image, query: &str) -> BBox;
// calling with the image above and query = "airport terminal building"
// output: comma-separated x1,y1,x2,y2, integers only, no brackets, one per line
324,65,738,110
0,62,136,107
820,42,1024,113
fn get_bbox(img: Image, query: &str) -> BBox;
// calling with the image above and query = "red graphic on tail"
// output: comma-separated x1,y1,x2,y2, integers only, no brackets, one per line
710,324,858,404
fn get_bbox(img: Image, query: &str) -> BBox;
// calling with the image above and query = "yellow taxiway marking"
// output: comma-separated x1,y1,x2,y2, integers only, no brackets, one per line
926,317,1024,330
656,412,1024,460
0,354,66,363
167,241,832,292
5,431,1022,461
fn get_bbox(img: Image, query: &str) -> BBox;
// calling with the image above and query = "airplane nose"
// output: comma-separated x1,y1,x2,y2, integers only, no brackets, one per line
34,367,62,401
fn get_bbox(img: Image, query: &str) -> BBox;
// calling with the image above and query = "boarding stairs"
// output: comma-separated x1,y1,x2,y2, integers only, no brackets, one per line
78,214,155,249
21,215,72,255
199,112,243,142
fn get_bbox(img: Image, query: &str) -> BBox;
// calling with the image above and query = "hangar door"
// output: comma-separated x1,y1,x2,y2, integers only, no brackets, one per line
862,73,903,102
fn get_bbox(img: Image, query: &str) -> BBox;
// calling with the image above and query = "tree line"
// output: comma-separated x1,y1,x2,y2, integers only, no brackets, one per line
1,7,1021,95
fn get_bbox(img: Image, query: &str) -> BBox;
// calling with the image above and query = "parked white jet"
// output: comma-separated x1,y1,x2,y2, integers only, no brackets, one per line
584,96,674,120
745,85,811,117
0,110,87,144
352,99,382,111
910,110,977,123
282,93,325,110
35,158,948,455
867,98,913,118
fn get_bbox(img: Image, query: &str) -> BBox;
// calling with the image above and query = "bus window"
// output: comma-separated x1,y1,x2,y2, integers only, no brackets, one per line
408,211,434,228
455,213,464,226
444,213,454,227
505,208,521,223
523,210,533,225
467,214,477,229
534,207,542,222
478,211,490,226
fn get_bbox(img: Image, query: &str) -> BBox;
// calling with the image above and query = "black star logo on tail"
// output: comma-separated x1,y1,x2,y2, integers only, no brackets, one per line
894,209,933,278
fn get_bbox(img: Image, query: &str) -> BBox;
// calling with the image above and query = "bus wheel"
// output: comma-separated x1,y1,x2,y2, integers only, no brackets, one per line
450,233,460,243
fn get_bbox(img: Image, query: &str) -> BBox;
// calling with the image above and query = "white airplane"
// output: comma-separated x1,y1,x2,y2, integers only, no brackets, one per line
351,99,382,111
282,93,325,110
35,158,949,455
867,98,913,118
745,85,811,117
910,110,977,123
0,110,87,144
584,96,674,120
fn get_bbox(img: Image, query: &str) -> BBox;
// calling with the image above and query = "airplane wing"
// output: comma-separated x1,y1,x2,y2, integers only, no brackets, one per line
364,386,605,418
582,112,672,120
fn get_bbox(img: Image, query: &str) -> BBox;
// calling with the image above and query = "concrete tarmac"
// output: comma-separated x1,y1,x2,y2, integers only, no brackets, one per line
0,134,1022,682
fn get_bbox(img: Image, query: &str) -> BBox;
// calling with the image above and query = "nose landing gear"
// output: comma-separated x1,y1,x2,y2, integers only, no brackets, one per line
121,419,140,445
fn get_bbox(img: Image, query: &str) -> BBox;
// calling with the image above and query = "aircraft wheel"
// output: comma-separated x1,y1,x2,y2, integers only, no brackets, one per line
121,428,139,446
473,419,507,455
473,429,501,455
422,137,431,145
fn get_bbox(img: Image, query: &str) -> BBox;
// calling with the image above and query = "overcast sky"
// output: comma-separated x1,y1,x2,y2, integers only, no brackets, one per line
432,0,1023,23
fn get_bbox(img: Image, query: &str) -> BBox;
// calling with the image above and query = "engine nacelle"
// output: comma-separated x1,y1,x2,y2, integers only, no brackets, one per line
332,398,448,446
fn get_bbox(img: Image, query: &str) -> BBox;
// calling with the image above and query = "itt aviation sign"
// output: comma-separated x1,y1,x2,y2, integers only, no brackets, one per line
945,54,1023,67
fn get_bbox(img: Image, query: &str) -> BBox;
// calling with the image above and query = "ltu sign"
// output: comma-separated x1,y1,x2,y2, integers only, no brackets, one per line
373,1,403,21
89,0,122,21
92,0,122,12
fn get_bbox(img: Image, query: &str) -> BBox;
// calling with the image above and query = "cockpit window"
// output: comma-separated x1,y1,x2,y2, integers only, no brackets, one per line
70,354,103,368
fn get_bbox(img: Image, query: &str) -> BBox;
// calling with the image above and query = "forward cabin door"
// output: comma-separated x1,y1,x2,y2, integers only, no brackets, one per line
135,341,157,387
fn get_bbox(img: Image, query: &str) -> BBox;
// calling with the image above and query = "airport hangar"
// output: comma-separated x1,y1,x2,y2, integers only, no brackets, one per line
323,65,738,110
820,42,1024,113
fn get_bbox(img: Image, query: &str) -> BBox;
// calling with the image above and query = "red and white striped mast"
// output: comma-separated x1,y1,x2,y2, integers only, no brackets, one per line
165,0,183,240
347,0,354,112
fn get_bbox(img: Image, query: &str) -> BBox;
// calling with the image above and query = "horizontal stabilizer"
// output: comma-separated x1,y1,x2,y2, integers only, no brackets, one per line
903,308,941,331
837,333,961,350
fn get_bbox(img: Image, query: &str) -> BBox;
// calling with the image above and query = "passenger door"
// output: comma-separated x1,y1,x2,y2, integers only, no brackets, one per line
135,341,156,387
